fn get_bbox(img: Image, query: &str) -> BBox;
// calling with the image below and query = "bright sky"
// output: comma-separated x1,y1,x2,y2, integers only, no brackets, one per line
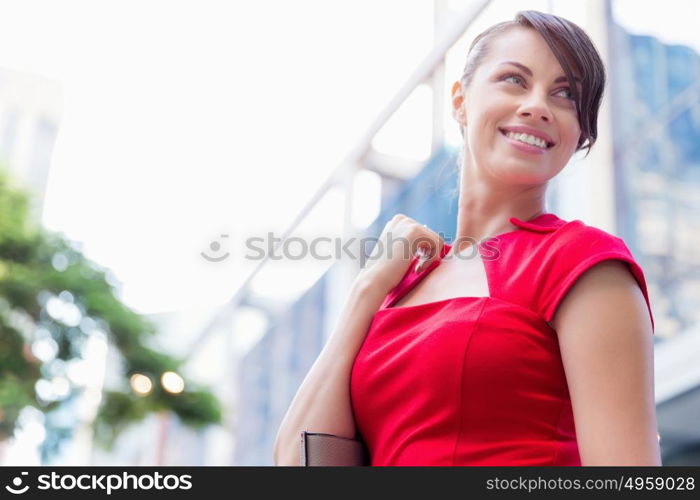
0,0,697,315
0,0,436,313
612,0,700,53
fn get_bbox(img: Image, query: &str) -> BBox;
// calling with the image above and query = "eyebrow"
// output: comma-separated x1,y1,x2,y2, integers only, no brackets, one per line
497,61,581,85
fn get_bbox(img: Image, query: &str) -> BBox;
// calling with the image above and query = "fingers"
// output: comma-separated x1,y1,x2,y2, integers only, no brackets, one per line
415,241,442,273
415,247,430,273
386,214,444,273
413,224,444,273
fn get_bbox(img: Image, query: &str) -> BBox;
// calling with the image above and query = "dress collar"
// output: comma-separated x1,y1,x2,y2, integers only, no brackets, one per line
508,212,564,233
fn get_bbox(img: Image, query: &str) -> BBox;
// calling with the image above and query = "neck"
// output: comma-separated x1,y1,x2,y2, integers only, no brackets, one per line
452,168,547,254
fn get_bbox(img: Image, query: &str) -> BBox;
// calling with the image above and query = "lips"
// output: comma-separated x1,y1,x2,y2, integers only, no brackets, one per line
499,126,556,148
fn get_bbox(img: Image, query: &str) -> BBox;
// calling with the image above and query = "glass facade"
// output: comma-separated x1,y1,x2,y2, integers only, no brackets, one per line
609,22,700,341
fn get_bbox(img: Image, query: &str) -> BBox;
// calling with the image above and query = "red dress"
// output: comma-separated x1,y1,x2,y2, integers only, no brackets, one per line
349,212,655,466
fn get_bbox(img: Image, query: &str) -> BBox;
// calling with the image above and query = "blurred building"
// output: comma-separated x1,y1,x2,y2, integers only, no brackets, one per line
0,67,62,220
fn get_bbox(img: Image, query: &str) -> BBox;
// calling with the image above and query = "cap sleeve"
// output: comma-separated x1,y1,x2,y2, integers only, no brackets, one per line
536,225,655,334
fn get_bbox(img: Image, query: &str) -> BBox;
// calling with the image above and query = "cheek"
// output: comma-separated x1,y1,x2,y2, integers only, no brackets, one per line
567,129,582,154
566,114,581,137
557,117,582,153
468,114,498,147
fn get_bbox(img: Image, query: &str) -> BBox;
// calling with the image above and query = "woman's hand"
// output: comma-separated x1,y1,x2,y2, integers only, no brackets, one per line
358,213,445,298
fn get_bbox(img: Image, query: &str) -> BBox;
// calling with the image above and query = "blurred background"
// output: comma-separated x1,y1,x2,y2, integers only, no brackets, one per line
0,0,698,465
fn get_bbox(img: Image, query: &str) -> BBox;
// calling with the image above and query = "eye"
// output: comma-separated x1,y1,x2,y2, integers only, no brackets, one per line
556,87,575,100
502,73,525,86
502,71,577,102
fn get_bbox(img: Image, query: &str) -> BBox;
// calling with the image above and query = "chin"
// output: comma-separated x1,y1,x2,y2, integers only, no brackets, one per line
494,163,553,185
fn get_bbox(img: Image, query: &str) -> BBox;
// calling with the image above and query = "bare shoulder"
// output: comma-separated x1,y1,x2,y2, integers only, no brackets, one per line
551,259,650,333
550,259,660,465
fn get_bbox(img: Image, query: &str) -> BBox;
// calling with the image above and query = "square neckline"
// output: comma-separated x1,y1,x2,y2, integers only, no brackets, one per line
378,213,556,313
379,240,488,313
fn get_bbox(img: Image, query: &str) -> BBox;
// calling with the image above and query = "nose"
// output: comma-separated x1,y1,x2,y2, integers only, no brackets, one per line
517,93,553,122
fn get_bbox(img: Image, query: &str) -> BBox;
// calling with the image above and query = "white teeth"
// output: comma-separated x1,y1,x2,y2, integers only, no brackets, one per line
504,131,548,149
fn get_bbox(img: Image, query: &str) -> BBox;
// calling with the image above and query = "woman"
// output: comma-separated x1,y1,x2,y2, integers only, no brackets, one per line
273,10,661,466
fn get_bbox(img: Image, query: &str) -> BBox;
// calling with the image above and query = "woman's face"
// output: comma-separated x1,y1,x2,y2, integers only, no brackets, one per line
452,27,583,185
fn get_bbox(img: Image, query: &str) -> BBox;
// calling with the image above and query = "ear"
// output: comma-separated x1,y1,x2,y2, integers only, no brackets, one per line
451,80,467,127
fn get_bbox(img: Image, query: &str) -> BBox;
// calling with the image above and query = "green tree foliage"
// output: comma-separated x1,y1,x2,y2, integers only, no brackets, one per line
0,169,222,459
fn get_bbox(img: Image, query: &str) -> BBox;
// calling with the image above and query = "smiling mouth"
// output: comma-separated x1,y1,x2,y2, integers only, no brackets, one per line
499,128,555,149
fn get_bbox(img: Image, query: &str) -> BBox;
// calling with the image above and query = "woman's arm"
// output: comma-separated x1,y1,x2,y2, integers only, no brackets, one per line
272,274,387,466
272,214,444,465
551,260,661,466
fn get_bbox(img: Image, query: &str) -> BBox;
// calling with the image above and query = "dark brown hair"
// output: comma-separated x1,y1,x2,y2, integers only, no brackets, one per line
459,10,606,156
